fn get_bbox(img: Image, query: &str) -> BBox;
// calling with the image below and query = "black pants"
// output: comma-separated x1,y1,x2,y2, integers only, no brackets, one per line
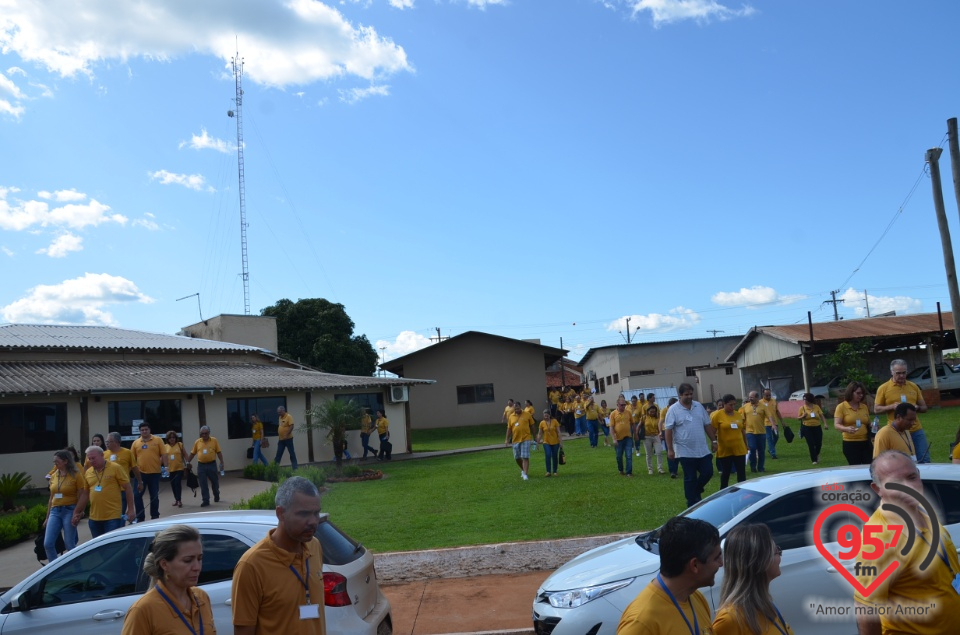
561,412,575,435
842,440,872,465
803,426,823,462
717,455,746,488
169,469,183,502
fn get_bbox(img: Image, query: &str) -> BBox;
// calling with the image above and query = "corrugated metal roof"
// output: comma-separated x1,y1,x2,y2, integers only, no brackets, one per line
0,360,431,395
0,324,261,353
380,331,567,370
578,334,743,366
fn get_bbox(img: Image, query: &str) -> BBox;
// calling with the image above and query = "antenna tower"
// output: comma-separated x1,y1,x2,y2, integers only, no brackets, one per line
229,51,251,314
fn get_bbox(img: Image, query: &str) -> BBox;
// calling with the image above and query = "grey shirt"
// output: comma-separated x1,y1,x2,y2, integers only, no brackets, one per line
664,400,711,458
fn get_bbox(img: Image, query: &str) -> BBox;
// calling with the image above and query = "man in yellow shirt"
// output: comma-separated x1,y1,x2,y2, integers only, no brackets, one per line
760,388,782,460
610,399,635,476
873,403,919,459
855,450,960,634
107,431,144,522
132,423,165,520
739,392,773,474
618,516,721,634
376,411,391,460
232,476,326,635
584,396,602,448
504,403,534,480
274,405,299,469
78,445,135,538
874,359,930,463
189,426,224,507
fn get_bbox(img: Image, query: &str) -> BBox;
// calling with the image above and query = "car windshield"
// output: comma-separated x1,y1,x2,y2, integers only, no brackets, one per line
907,367,927,379
636,486,769,552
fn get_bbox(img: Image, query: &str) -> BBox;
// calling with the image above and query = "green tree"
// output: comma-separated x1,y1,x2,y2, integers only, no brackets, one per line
814,339,877,392
303,398,362,474
261,298,378,375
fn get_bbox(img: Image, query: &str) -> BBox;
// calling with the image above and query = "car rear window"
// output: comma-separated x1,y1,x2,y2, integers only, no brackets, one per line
316,518,365,565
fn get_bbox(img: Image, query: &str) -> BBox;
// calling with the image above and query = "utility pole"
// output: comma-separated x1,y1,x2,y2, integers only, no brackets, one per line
227,49,250,315
560,336,567,390
864,290,871,318
378,347,386,377
926,145,960,350
430,327,448,344
822,290,843,321
948,118,960,223
706,329,724,337
625,317,631,344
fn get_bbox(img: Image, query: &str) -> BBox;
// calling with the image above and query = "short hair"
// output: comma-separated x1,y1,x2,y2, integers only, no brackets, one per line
200,425,210,433
139,422,150,430
659,516,720,578
843,381,867,403
722,394,737,404
803,393,816,403
143,525,201,583
107,431,122,444
667,397,678,406
276,476,320,510
85,445,104,457
647,393,655,400
890,359,908,371
894,402,917,419
870,450,916,486
677,383,695,396
165,430,179,441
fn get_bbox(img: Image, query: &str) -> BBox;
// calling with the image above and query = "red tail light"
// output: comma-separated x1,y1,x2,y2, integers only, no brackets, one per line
323,572,351,607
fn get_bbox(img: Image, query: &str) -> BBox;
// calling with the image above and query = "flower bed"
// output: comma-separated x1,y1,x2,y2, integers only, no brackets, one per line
326,469,383,483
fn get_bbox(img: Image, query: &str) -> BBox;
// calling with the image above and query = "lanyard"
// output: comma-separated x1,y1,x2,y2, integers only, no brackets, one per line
896,429,915,455
917,528,953,574
656,574,699,635
94,467,105,489
155,585,203,635
290,557,312,605
56,472,64,493
770,605,790,635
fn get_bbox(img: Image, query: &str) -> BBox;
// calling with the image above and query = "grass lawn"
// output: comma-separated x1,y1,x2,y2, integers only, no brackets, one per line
410,423,505,451
322,407,960,553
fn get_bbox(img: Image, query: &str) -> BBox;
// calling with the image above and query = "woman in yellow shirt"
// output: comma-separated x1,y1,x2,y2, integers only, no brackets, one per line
833,381,872,465
537,409,563,477
713,524,794,635
164,430,187,508
797,392,827,464
599,400,611,447
43,449,87,561
250,414,268,467
710,395,747,488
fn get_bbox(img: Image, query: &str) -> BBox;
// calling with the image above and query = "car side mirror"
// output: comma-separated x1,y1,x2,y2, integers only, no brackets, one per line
9,590,29,612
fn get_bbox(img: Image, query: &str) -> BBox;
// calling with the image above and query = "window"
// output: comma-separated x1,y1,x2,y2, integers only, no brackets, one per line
744,489,823,551
607,376,612,385
197,534,253,584
930,480,960,526
108,400,182,441
0,403,67,455
226,396,287,440
456,384,495,405
26,537,150,608
686,366,708,377
599,378,605,393
613,373,619,384
335,393,385,417
630,370,654,376
725,367,734,375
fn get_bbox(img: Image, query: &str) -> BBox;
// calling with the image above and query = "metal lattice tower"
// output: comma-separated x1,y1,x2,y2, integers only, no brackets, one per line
230,52,251,315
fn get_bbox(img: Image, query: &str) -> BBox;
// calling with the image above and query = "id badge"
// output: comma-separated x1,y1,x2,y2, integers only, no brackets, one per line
54,493,63,499
901,394,907,403
855,420,861,429
142,444,148,450
299,604,320,620
110,454,117,461
952,573,960,594
730,423,738,429
170,454,175,460
94,485,103,492
809,412,816,418
203,449,209,454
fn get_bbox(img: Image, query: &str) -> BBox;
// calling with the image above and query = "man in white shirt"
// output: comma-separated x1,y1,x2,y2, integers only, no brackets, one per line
664,383,718,507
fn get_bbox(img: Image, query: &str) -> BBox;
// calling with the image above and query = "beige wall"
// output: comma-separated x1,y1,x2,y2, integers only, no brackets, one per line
180,314,278,353
400,336,549,429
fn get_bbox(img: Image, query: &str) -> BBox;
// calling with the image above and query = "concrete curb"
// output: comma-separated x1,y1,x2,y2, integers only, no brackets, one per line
374,532,635,584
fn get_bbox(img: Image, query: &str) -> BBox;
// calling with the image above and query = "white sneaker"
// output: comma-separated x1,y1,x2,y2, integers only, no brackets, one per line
521,472,529,480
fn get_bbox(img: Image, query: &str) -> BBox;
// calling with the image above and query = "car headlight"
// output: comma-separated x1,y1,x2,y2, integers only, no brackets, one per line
541,578,635,608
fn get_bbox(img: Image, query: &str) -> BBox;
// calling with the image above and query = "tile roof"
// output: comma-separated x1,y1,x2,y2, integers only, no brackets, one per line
0,324,261,353
380,331,567,370
0,360,430,396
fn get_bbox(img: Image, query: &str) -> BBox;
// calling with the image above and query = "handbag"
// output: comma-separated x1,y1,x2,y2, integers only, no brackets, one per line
783,425,795,443
260,436,269,449
559,447,566,465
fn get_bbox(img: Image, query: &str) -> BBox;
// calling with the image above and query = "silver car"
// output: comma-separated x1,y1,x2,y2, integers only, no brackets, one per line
532,464,960,635
0,510,393,634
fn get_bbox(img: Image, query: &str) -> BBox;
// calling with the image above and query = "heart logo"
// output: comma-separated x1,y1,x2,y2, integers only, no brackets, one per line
812,503,899,598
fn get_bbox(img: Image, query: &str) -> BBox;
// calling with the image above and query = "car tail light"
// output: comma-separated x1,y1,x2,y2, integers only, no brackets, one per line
323,572,352,607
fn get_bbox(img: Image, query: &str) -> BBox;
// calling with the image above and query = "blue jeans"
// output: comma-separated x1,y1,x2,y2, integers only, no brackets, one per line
615,438,634,474
88,517,124,539
169,469,183,503
140,472,161,520
662,438,679,475
44,505,77,561
252,439,268,466
587,420,599,447
122,475,145,522
575,416,586,436
361,432,375,458
912,429,930,463
748,433,766,472
766,426,778,458
679,454,714,507
274,438,298,469
544,443,560,474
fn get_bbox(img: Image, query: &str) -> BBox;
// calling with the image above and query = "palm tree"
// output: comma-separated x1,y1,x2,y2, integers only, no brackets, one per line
304,398,362,474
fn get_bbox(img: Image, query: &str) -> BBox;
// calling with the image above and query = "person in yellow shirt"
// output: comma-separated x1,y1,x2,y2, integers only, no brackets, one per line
710,395,747,488
617,516,721,634
560,397,575,436
573,397,586,436
610,399,635,476
537,409,562,477
188,426,224,507
548,389,561,419
584,396,602,448
713,524,794,635
796,393,827,464
855,451,960,634
164,430,186,508
79,445,135,538
599,399,612,447
132,423,166,521
739,392,773,474
107,431,144,522
660,397,680,478
873,403,918,459
640,403,665,475
375,411,391,460
504,403,534,480
43,449,87,561
360,409,375,459
834,381,872,465
274,405,299,470
760,389,782,460
874,359,930,463
250,414,269,466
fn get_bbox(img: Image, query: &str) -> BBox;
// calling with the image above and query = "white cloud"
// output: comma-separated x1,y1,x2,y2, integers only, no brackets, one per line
0,187,127,231
37,188,87,202
36,232,83,257
1,273,154,325
839,288,922,317
389,0,415,8
6,66,26,76
376,330,433,361
0,0,411,89
627,0,755,27
149,170,213,192
1,246,13,256
179,128,234,153
465,0,507,7
711,285,805,308
0,71,25,100
133,213,160,231
607,307,702,334
338,84,390,104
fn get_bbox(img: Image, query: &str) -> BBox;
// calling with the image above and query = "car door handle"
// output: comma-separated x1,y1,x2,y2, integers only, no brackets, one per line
225,598,232,606
93,609,125,621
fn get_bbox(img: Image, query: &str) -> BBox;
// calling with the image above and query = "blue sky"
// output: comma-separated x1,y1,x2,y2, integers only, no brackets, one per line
2,0,959,365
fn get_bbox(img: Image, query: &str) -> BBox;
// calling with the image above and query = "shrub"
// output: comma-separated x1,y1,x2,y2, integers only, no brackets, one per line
0,504,46,549
0,472,31,511
243,464,267,481
232,483,279,511
292,466,328,489
264,463,294,483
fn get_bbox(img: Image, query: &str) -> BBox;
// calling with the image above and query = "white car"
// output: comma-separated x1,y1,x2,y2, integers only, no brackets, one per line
0,510,393,635
532,464,960,635
789,375,845,400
